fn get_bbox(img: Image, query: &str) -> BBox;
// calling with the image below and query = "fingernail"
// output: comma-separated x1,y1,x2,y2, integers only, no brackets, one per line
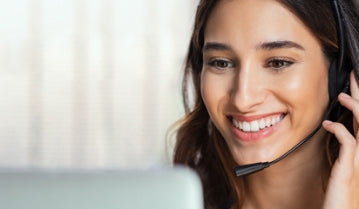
322,120,333,126
339,92,350,99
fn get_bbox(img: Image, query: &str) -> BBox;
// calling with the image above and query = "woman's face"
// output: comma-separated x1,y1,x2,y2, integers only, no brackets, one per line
201,0,330,165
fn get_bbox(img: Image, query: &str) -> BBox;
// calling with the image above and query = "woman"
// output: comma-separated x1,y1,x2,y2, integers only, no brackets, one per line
173,0,359,208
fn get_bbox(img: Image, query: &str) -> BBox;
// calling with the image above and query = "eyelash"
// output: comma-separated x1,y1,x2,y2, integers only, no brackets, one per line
266,57,294,70
207,58,235,71
205,57,294,72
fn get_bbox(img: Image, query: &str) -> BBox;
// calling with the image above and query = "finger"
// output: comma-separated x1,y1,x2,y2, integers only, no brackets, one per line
350,71,359,100
338,93,359,124
323,120,356,166
350,71,359,132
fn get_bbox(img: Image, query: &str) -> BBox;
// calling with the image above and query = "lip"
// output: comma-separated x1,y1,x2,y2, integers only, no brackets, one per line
231,112,283,122
229,113,286,142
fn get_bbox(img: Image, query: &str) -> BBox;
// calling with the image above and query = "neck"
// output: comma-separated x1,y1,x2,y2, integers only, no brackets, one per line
241,129,330,209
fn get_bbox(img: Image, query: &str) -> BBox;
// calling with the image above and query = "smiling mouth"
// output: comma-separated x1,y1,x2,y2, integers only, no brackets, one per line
231,114,285,132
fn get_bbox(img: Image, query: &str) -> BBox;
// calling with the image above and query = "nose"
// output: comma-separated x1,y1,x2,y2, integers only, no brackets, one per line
231,62,265,112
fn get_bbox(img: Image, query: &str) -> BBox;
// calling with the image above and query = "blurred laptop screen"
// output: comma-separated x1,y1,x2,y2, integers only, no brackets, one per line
0,166,204,209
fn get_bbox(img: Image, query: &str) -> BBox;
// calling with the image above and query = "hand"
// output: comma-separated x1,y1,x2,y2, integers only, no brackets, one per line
322,71,359,209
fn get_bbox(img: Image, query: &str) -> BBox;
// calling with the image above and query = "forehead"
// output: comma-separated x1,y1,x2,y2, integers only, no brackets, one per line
204,0,319,52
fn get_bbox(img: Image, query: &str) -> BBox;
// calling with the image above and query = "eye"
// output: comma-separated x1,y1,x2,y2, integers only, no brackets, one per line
207,58,234,70
266,58,294,70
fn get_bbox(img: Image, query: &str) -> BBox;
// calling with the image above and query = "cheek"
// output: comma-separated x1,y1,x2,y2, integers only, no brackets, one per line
289,67,328,103
200,71,231,119
201,72,218,114
286,74,324,97
276,61,329,120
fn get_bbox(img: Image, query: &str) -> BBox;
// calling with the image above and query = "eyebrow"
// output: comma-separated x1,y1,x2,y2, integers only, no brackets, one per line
203,42,234,53
203,40,305,53
257,40,305,51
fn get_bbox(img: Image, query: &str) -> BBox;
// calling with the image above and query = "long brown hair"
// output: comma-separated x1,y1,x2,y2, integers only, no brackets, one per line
173,1,359,208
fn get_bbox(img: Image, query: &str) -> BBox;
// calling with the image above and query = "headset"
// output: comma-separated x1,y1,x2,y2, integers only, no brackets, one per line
234,0,353,177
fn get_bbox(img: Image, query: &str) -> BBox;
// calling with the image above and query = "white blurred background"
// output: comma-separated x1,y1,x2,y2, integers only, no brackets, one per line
0,0,198,169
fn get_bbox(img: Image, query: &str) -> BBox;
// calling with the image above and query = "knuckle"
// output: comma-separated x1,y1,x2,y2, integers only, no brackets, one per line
333,123,346,133
353,109,359,118
347,138,357,146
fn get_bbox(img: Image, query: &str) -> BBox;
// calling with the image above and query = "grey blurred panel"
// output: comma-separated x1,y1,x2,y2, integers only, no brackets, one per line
0,167,204,209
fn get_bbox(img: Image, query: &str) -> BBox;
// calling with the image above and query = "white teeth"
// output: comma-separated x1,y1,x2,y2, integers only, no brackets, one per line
242,122,250,132
259,119,266,129
233,119,239,128
276,117,280,123
271,117,276,125
232,115,283,132
265,118,272,127
250,121,259,132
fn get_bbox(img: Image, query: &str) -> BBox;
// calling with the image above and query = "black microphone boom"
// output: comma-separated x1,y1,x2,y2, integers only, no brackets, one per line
234,123,322,177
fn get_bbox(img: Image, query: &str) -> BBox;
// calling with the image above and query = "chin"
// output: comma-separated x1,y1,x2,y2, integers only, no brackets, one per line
229,144,282,166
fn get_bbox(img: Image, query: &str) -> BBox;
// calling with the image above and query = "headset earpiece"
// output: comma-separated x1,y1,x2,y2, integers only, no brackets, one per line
328,59,338,101
328,58,350,101
327,0,352,121
328,56,351,121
